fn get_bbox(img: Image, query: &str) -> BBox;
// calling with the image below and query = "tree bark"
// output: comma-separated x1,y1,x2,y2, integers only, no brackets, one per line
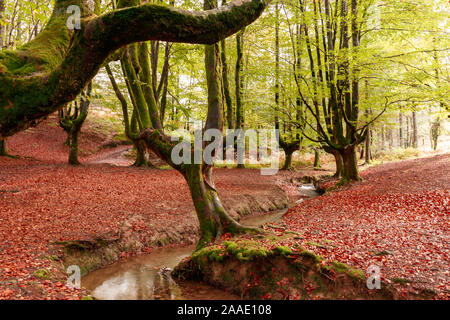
68,129,81,165
331,149,343,178
59,83,92,165
184,165,257,249
313,149,320,169
399,112,404,148
412,111,418,148
340,145,361,182
0,138,7,156
365,127,371,164
220,0,234,129
133,139,150,167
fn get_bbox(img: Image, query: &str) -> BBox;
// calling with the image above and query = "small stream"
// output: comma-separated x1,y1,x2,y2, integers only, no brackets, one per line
82,183,319,300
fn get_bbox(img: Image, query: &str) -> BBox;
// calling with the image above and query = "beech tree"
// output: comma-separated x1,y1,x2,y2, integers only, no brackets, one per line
58,82,92,165
0,0,270,248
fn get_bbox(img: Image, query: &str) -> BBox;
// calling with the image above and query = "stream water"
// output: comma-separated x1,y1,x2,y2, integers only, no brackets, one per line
82,183,319,300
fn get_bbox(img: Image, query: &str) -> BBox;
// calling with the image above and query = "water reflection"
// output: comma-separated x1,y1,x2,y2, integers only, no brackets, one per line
82,205,309,300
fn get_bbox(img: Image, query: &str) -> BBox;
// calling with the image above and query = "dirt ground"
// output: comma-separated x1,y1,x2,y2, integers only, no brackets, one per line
0,115,448,299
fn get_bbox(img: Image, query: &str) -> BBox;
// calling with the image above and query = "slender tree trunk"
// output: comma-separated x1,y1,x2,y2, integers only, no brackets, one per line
340,145,361,182
399,112,403,148
406,115,410,148
365,127,371,164
68,129,81,165
235,29,245,168
389,128,393,149
221,0,233,129
412,111,418,148
313,149,320,168
0,0,5,49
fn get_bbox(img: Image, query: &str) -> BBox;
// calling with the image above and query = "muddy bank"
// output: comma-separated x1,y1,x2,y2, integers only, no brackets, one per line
172,237,398,300
79,183,320,300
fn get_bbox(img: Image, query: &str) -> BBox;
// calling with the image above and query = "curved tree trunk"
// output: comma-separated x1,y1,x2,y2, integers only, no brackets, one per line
184,165,257,249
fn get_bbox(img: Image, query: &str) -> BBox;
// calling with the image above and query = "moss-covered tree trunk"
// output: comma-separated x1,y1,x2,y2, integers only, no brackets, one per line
283,150,294,170
221,0,234,130
59,83,92,165
184,165,256,249
313,149,320,169
133,139,150,167
340,145,361,182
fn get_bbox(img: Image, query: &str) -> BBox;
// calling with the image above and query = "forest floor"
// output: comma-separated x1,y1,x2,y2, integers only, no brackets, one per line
273,153,449,299
0,114,448,299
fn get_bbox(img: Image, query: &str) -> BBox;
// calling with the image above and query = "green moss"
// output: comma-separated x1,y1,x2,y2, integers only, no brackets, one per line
297,249,323,263
223,240,270,261
33,269,52,280
193,245,226,262
347,268,365,280
331,261,350,273
275,246,292,256
305,241,327,249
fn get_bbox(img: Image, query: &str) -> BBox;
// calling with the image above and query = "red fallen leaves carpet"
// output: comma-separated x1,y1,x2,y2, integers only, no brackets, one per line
0,116,448,299
280,154,449,299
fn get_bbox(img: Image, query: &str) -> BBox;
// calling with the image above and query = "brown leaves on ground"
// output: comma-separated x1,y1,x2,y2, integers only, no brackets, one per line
277,154,449,299
0,117,286,299
1,116,448,300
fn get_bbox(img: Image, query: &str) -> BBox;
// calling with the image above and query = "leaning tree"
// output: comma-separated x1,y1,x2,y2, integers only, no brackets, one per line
0,0,271,248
